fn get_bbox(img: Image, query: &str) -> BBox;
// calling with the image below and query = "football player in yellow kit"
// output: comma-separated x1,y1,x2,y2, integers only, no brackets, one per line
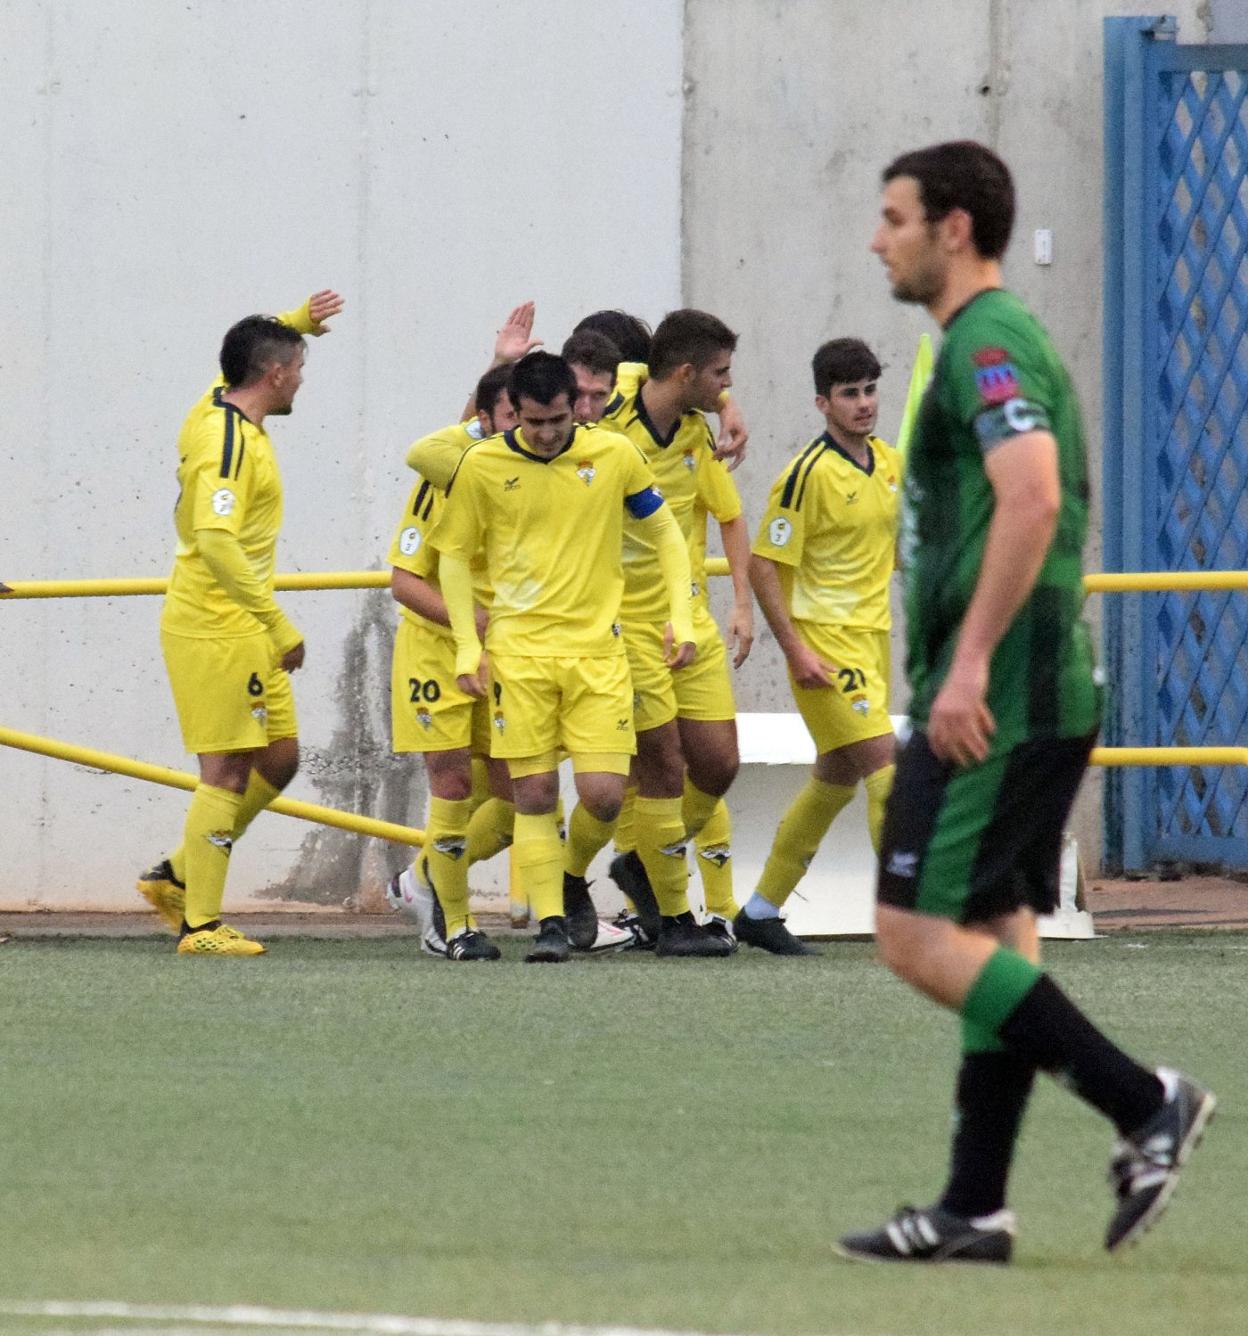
744,338,900,954
598,310,752,956
138,290,344,954
431,352,701,961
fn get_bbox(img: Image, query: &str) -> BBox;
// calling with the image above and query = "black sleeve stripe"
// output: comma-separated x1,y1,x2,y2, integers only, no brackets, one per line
420,488,436,522
412,479,431,516
794,444,827,510
603,392,624,417
219,410,235,478
445,440,482,498
778,439,823,509
233,438,246,480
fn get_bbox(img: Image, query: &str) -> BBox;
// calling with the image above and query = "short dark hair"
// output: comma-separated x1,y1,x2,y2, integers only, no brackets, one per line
812,338,882,397
560,329,621,379
219,315,305,389
508,351,578,409
475,364,512,419
572,309,653,363
648,309,738,380
882,140,1015,260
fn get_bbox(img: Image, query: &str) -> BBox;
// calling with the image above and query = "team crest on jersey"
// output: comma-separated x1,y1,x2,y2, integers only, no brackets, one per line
576,460,596,486
691,580,700,599
205,830,234,853
493,710,506,734
611,621,622,637
850,694,870,716
416,708,433,730
682,449,696,471
250,705,268,724
211,488,236,516
887,473,898,493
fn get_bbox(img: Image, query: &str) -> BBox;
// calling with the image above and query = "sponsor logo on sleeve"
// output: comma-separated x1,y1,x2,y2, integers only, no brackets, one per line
973,346,1021,405
398,526,422,556
768,516,793,547
211,488,237,516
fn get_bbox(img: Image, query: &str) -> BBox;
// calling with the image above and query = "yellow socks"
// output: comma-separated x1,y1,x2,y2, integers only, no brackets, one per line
425,796,473,938
681,778,720,843
614,786,637,855
565,803,616,878
864,764,896,853
182,784,244,928
167,768,281,884
234,770,281,840
695,799,737,919
466,797,515,865
635,795,689,916
756,777,854,910
512,812,564,921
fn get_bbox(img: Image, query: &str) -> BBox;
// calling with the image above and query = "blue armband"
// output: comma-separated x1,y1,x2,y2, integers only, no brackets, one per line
625,487,664,519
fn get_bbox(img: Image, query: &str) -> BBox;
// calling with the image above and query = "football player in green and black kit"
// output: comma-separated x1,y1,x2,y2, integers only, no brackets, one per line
837,141,1214,1265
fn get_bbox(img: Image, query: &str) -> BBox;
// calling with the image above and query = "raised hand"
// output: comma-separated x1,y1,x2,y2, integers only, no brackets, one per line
493,301,543,365
306,290,345,333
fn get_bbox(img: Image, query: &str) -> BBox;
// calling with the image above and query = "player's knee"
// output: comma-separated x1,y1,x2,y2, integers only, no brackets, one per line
874,905,925,981
259,738,300,790
686,749,738,797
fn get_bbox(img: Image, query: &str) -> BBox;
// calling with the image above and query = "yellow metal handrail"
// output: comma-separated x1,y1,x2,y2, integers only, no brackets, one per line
0,726,425,848
5,566,1248,599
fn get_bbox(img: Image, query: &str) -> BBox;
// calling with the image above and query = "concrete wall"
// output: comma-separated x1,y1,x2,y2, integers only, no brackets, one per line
684,0,1210,867
0,0,682,907
3,1,1229,906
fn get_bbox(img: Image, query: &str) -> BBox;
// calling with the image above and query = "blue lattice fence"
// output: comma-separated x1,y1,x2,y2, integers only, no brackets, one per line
1105,20,1248,868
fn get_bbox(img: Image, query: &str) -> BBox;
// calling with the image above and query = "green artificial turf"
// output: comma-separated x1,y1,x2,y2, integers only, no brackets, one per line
0,932,1243,1334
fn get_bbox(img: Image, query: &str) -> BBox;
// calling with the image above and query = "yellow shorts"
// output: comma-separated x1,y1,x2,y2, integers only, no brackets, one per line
489,653,635,763
390,620,491,755
161,629,297,754
624,611,736,734
789,623,893,754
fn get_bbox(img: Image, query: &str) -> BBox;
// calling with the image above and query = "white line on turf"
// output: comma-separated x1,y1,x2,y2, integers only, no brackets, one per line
0,1301,822,1336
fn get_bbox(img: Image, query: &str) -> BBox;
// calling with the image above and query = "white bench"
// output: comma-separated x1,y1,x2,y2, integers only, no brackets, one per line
465,711,1093,939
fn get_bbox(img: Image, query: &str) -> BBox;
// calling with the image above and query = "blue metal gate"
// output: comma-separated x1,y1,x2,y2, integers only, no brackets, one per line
1104,17,1248,870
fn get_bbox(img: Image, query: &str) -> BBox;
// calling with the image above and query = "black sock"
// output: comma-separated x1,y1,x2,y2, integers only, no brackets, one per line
938,1051,1036,1218
999,976,1164,1136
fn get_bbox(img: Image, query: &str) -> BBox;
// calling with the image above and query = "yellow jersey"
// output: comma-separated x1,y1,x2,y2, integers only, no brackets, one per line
752,433,902,631
603,387,742,622
160,301,320,640
160,387,286,639
404,417,488,489
387,472,492,641
429,422,659,659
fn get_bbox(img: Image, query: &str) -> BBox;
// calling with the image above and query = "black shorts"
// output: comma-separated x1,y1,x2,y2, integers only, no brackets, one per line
877,730,1096,923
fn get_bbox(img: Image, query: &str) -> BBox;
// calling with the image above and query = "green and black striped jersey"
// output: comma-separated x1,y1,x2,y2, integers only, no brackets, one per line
903,288,1101,750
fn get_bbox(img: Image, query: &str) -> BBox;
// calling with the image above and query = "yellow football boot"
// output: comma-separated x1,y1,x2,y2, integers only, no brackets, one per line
136,859,186,932
176,922,266,956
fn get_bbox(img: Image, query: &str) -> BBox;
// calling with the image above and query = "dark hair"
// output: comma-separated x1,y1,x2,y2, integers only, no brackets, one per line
475,364,512,419
812,338,882,397
648,308,738,379
508,351,578,409
572,309,653,363
882,140,1015,260
219,315,305,389
560,329,621,378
